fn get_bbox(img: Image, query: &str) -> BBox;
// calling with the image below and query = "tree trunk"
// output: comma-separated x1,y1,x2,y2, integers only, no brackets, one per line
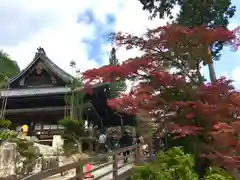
208,63,217,83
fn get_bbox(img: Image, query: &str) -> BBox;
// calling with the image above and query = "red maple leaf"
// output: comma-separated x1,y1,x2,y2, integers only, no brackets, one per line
83,24,240,169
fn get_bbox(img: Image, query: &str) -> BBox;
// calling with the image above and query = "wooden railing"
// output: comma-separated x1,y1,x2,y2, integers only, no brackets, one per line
21,144,151,180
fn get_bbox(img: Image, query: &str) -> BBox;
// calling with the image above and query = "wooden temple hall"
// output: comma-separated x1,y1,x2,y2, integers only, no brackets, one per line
0,47,135,143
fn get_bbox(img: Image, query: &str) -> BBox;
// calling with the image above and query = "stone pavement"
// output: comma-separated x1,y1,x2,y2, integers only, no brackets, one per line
45,160,133,180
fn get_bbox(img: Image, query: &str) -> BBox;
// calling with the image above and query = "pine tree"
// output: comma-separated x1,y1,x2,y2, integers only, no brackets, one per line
109,47,118,65
108,47,126,98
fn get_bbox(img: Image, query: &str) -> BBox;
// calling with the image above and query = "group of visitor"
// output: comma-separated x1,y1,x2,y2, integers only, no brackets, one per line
96,130,145,163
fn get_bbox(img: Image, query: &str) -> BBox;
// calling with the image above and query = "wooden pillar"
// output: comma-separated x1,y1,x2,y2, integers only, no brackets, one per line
40,120,43,136
148,138,153,160
76,164,83,180
135,145,141,165
112,153,118,179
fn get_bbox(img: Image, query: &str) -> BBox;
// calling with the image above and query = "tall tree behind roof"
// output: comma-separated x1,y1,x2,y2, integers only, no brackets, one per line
0,50,20,87
138,0,236,83
108,47,126,98
138,0,236,61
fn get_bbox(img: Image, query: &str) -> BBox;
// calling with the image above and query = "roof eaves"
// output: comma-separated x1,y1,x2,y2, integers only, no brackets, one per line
42,56,74,83
74,82,110,92
8,55,41,83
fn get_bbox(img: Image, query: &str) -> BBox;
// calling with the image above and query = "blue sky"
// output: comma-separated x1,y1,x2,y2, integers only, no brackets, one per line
201,0,240,88
0,0,240,87
77,9,116,64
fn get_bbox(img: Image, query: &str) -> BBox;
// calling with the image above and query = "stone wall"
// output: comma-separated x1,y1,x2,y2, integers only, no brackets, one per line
0,136,64,178
0,142,17,178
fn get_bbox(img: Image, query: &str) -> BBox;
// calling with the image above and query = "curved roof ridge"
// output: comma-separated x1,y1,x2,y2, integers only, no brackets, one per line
9,47,74,85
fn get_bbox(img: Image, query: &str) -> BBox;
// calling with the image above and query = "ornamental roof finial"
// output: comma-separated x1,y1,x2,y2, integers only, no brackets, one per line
35,47,46,56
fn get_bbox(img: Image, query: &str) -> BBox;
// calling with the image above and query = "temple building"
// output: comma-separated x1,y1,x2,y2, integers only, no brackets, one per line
0,47,135,144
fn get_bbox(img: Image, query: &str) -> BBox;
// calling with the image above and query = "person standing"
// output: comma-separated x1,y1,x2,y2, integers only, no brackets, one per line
135,133,145,156
21,124,29,137
111,133,119,150
28,122,35,136
107,132,119,151
97,132,107,154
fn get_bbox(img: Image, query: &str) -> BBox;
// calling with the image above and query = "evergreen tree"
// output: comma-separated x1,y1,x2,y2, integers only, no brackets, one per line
138,0,236,82
108,47,126,98
0,50,20,87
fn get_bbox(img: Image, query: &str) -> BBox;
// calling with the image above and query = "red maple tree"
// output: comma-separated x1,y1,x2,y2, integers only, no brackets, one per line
83,25,240,168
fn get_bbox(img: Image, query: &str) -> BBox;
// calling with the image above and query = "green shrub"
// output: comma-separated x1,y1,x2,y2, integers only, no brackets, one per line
132,164,162,180
204,167,234,180
132,147,198,180
132,147,235,180
59,117,85,137
59,116,88,153
0,119,11,128
0,129,17,141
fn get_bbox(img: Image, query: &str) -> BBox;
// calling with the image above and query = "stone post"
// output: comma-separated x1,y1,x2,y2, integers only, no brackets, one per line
0,142,17,177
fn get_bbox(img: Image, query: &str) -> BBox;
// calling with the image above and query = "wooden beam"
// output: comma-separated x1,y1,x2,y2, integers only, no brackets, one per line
5,106,68,114
5,102,91,114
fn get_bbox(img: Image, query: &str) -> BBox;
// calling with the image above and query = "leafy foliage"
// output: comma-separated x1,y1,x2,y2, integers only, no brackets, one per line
0,129,17,141
109,48,118,66
14,138,41,169
132,147,234,180
92,25,239,86
59,117,86,138
0,119,11,129
132,147,198,180
108,47,127,98
83,24,240,170
138,0,236,61
0,50,20,87
139,0,179,19
59,116,87,154
204,167,234,180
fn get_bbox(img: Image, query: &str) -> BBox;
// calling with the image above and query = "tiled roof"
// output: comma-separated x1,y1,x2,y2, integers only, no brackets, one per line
9,47,74,85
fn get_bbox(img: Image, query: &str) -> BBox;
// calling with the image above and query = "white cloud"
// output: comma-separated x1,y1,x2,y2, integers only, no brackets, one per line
228,20,239,30
4,23,98,74
114,2,179,63
1,0,99,75
1,0,179,77
232,67,240,88
220,72,229,79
